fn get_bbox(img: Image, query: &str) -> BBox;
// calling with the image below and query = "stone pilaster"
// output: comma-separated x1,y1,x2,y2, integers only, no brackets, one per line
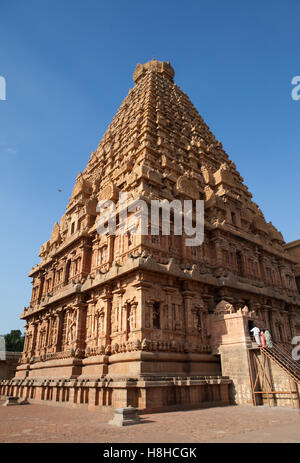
182,290,194,337
101,286,113,348
164,286,176,331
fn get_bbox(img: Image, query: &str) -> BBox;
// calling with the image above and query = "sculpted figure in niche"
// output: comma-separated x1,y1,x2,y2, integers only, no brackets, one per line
24,332,31,352
67,310,77,343
98,311,104,336
110,309,114,333
153,302,160,329
86,311,91,339
52,318,58,345
28,332,33,352
128,309,135,332
39,327,46,349
196,310,202,333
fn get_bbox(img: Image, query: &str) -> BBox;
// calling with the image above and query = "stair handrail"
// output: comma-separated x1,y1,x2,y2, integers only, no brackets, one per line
265,345,300,374
261,346,300,383
271,343,300,373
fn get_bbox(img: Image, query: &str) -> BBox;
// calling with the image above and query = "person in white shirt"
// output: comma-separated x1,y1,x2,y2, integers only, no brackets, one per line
250,326,261,346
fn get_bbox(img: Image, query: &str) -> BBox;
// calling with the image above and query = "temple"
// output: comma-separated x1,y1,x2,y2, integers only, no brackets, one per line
1,60,300,411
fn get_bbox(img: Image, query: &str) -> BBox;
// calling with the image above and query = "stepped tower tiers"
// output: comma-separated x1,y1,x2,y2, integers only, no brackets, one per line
2,60,300,411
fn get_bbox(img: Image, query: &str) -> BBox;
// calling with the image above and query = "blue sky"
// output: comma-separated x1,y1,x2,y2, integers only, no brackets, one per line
0,0,299,334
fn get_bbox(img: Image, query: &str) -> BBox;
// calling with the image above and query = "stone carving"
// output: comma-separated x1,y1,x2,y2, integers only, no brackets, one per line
67,310,77,344
242,305,249,315
71,172,92,198
50,222,61,246
48,317,58,346
201,166,214,186
128,309,135,332
98,182,119,202
105,345,111,355
140,338,209,354
192,308,203,333
215,300,235,316
176,175,199,200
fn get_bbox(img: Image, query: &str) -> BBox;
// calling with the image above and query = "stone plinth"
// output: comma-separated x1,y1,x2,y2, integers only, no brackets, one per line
3,396,19,406
109,406,140,426
0,375,231,412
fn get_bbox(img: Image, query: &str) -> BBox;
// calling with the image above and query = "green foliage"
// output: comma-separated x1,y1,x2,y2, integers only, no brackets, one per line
4,330,25,352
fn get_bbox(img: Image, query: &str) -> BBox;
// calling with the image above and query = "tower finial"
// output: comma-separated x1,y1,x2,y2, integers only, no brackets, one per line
133,59,175,84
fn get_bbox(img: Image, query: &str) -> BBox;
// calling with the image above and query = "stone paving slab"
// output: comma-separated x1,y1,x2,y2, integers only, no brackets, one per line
0,400,299,443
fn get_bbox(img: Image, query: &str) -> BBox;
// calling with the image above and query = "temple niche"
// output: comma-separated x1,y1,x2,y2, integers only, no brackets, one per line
1,59,300,412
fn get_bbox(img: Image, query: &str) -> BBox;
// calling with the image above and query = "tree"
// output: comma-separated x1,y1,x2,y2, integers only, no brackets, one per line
4,330,25,352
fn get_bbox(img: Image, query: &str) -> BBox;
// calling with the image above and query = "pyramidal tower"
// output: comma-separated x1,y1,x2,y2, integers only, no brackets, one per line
2,60,300,411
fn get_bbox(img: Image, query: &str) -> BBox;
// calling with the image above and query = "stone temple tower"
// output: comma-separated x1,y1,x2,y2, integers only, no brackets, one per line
1,60,300,411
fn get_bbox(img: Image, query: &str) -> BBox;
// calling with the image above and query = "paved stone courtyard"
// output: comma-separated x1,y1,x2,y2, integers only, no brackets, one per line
0,400,299,443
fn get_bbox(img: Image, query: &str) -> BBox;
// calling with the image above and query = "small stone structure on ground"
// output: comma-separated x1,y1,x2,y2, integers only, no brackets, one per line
109,406,140,426
3,396,19,406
